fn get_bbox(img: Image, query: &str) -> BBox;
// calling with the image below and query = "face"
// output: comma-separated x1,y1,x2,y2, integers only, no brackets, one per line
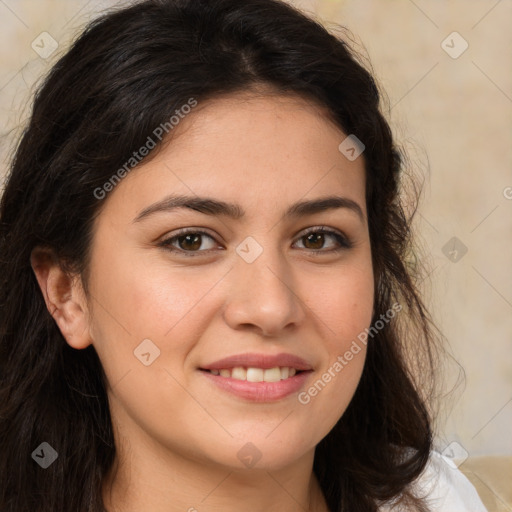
82,92,374,471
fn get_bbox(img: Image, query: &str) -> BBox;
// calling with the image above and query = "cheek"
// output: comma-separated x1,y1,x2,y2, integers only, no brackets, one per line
296,262,373,429
89,244,213,340
312,261,374,347
85,242,209,388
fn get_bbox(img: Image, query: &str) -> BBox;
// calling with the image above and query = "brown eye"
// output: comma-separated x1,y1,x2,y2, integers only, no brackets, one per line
302,232,326,250
294,227,352,253
159,229,219,257
176,233,202,251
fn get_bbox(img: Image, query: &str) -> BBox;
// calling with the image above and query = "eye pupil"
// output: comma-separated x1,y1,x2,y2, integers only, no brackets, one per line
304,232,324,250
179,234,201,251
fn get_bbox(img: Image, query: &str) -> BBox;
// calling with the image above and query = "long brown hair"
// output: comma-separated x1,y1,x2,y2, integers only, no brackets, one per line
0,0,443,510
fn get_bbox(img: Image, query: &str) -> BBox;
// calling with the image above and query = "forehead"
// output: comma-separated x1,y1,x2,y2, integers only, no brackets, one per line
98,91,367,223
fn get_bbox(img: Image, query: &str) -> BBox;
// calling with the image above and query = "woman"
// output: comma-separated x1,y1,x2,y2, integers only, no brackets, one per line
0,0,488,510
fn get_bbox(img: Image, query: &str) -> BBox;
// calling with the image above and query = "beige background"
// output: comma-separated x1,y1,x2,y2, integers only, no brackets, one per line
1,0,510,490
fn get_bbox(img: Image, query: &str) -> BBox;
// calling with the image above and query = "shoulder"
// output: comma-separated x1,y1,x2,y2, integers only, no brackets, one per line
412,450,488,511
380,450,489,511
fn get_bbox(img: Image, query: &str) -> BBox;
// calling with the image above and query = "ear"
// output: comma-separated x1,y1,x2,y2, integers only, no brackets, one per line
30,246,92,350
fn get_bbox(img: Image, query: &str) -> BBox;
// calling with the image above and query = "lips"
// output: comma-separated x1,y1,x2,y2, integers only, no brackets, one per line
199,353,313,402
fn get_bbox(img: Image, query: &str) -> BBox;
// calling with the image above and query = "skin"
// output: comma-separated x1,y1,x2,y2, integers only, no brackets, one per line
31,90,374,512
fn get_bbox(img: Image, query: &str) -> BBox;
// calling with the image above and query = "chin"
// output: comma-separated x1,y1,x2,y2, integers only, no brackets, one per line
217,435,316,472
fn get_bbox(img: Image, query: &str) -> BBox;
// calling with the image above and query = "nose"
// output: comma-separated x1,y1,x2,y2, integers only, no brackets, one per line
222,244,306,338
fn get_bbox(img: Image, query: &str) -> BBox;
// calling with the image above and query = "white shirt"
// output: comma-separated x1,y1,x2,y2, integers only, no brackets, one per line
379,451,489,511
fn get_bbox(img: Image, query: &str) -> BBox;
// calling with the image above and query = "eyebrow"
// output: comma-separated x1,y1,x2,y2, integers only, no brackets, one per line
133,194,365,224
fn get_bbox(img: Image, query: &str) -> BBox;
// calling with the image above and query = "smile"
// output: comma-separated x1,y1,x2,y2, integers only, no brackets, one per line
206,366,300,382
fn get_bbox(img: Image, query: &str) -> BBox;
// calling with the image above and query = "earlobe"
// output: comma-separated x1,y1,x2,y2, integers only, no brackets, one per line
30,246,92,350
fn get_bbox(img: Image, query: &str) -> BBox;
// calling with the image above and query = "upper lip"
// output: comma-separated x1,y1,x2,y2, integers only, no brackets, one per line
201,353,313,371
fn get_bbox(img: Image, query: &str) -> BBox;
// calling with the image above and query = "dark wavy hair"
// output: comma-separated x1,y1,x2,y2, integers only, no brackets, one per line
0,0,444,510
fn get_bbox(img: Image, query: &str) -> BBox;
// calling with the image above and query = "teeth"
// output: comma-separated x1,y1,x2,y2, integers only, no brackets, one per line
209,366,300,382
263,367,282,382
231,367,247,380
246,367,264,382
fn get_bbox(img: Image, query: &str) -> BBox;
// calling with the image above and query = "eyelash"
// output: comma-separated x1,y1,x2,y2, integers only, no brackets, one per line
158,226,353,258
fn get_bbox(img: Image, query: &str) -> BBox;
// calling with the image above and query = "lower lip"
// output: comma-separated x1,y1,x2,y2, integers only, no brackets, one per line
200,370,312,402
